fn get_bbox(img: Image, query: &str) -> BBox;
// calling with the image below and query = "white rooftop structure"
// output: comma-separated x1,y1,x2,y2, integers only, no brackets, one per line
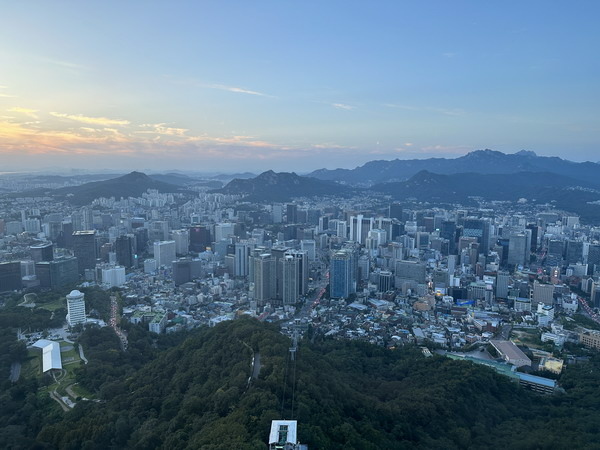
32,339,62,372
269,420,298,449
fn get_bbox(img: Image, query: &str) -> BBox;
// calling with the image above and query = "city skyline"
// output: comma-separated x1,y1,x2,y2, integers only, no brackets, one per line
1,1,599,172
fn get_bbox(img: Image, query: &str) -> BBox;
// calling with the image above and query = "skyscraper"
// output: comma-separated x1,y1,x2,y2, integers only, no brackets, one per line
153,240,176,268
462,218,491,254
0,262,22,292
72,230,97,275
440,221,457,254
234,242,251,277
189,225,211,252
507,233,527,267
587,244,600,275
171,229,190,255
281,255,299,305
253,253,276,306
286,204,298,224
389,203,403,220
35,257,79,289
115,234,136,268
330,250,354,299
565,240,584,265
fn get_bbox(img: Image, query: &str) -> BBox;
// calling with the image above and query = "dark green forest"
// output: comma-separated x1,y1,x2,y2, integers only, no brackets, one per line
4,318,600,449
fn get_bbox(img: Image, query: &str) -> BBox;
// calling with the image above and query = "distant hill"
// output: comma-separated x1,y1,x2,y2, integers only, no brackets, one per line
210,172,257,182
54,171,183,205
310,149,600,186
213,170,352,201
149,173,197,186
372,170,600,222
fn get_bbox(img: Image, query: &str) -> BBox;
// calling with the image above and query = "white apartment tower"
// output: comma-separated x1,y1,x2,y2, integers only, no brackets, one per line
66,290,86,327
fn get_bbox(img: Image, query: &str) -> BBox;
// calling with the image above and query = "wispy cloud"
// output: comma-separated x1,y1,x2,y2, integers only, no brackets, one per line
206,83,268,97
331,103,355,111
8,107,39,119
0,86,17,98
442,52,456,58
50,112,131,126
41,58,88,71
138,123,188,136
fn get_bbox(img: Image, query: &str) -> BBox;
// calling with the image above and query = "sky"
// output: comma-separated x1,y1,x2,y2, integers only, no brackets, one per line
0,1,599,173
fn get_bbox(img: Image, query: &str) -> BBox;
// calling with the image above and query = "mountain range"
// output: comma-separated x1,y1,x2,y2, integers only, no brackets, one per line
309,149,600,186
53,171,185,205
213,170,352,201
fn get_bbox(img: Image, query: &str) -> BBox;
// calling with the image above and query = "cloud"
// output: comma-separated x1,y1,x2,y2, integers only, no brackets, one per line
332,103,355,111
41,58,88,71
50,112,130,126
138,123,188,136
206,83,268,97
442,52,456,58
0,93,17,98
8,107,39,119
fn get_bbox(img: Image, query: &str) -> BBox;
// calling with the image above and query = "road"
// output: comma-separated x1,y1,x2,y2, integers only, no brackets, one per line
110,296,128,350
252,352,262,380
295,271,329,320
578,296,600,325
78,345,88,364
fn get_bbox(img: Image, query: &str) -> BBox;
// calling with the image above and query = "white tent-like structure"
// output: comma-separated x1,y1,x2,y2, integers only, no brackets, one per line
32,339,62,372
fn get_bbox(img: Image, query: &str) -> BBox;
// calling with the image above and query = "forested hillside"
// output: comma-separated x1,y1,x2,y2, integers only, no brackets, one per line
4,318,600,449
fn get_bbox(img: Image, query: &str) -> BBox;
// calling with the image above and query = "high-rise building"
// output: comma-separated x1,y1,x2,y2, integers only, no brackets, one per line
286,204,298,224
253,253,276,306
171,229,190,255
496,272,510,299
395,260,426,284
115,234,136,268
234,242,251,277
66,289,86,327
72,230,97,274
507,233,528,268
35,257,79,289
272,204,284,224
189,225,211,252
101,266,126,288
440,221,457,254
389,203,403,220
546,239,564,267
24,218,41,234
349,215,374,244
565,240,584,265
532,281,555,307
377,270,393,292
462,218,491,253
300,240,316,261
336,220,348,239
526,224,539,252
153,240,176,268
0,262,22,292
172,258,203,285
587,244,600,276
330,250,354,299
30,243,54,263
281,255,299,305
214,223,235,242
